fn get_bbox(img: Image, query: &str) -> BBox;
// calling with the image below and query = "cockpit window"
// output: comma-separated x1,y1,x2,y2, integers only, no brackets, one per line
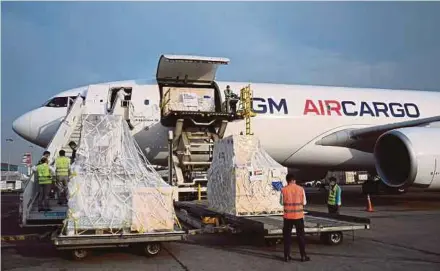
43,96,78,108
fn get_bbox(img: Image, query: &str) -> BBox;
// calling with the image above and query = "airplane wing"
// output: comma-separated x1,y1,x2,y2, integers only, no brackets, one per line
315,116,440,153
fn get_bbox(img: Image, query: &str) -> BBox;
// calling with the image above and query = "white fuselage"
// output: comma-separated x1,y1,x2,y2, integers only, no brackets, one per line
12,79,440,176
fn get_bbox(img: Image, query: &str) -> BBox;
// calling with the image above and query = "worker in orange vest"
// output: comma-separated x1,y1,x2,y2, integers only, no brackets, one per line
280,173,311,262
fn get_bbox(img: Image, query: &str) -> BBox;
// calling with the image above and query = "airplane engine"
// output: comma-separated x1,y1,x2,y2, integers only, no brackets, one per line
374,127,440,190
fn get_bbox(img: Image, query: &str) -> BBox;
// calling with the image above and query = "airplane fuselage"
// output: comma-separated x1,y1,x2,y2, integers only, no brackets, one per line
13,78,440,181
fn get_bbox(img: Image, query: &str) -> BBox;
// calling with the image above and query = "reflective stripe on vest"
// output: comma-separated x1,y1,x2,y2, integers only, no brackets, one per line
37,164,52,184
281,184,304,219
328,185,338,205
55,156,70,176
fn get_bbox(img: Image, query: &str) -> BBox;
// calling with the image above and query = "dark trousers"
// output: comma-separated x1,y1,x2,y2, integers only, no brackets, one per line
328,204,339,214
56,176,69,204
38,183,53,209
283,218,306,258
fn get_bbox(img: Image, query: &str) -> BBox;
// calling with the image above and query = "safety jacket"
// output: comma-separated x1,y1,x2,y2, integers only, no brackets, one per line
328,184,341,206
36,163,52,185
55,156,70,177
281,184,305,219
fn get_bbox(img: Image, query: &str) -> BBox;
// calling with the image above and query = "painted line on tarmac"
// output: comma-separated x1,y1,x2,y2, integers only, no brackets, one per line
163,246,190,271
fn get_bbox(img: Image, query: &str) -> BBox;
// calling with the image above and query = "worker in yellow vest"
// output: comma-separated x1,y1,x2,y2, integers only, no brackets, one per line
36,157,54,212
327,177,342,214
55,150,71,205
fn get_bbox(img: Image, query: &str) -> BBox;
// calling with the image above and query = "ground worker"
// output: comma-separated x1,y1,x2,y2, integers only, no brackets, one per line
224,85,239,114
280,174,311,262
224,85,232,113
55,150,71,205
68,141,77,163
32,151,51,187
327,177,342,214
36,157,54,212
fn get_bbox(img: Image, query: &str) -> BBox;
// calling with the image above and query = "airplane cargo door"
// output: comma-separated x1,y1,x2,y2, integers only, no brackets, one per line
127,85,160,132
85,84,110,114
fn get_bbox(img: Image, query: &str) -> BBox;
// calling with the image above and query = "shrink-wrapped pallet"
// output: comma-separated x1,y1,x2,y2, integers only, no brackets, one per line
207,135,288,216
65,114,175,235
162,87,216,114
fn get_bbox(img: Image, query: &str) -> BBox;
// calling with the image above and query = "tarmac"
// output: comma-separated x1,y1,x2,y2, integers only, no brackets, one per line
2,185,440,270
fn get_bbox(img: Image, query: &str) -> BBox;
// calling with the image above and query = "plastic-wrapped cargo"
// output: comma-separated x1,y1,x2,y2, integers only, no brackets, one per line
65,114,175,235
162,87,216,114
207,135,288,216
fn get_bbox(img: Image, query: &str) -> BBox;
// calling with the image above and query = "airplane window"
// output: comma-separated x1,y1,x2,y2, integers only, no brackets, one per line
44,97,68,108
144,100,150,105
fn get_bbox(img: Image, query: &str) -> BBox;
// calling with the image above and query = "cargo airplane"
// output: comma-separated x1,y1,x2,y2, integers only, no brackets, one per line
12,55,440,193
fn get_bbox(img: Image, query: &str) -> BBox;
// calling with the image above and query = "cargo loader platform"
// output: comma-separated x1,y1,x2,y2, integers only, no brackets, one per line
160,109,241,128
175,201,371,246
51,226,187,261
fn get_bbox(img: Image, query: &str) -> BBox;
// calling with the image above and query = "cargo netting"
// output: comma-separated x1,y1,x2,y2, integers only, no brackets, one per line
207,135,288,216
64,114,175,235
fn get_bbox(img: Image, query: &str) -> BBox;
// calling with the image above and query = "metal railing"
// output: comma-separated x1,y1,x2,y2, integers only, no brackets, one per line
19,94,84,227
160,89,171,112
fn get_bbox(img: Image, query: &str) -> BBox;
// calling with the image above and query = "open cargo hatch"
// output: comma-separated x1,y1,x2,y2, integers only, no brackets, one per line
156,54,230,84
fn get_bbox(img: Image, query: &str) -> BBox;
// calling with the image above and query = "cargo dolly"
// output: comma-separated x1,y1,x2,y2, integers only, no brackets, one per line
175,201,371,246
50,226,187,261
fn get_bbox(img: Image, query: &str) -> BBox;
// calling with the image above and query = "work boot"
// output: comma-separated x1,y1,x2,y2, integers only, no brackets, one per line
283,255,293,262
301,255,311,262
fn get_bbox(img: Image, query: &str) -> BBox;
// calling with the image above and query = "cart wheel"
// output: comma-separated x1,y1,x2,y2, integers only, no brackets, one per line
71,249,89,261
326,232,343,246
264,239,279,246
143,242,161,257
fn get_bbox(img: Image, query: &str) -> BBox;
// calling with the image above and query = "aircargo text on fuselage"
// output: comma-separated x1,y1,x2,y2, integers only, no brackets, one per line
303,99,420,118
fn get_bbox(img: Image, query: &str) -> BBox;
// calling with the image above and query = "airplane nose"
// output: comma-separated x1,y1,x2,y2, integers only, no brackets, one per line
12,113,31,141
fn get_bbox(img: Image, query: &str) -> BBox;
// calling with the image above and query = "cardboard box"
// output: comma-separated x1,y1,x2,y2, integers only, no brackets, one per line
163,87,216,114
131,186,175,232
207,135,287,216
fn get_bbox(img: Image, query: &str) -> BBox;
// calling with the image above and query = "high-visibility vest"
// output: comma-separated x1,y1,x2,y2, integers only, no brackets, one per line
55,156,70,176
36,163,52,184
328,184,339,205
281,184,304,219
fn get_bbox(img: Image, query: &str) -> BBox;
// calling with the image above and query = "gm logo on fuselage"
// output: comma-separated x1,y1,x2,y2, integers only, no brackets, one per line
303,99,420,118
252,98,288,114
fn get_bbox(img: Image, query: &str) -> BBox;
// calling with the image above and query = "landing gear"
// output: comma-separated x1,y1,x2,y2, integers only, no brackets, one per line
362,177,407,195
